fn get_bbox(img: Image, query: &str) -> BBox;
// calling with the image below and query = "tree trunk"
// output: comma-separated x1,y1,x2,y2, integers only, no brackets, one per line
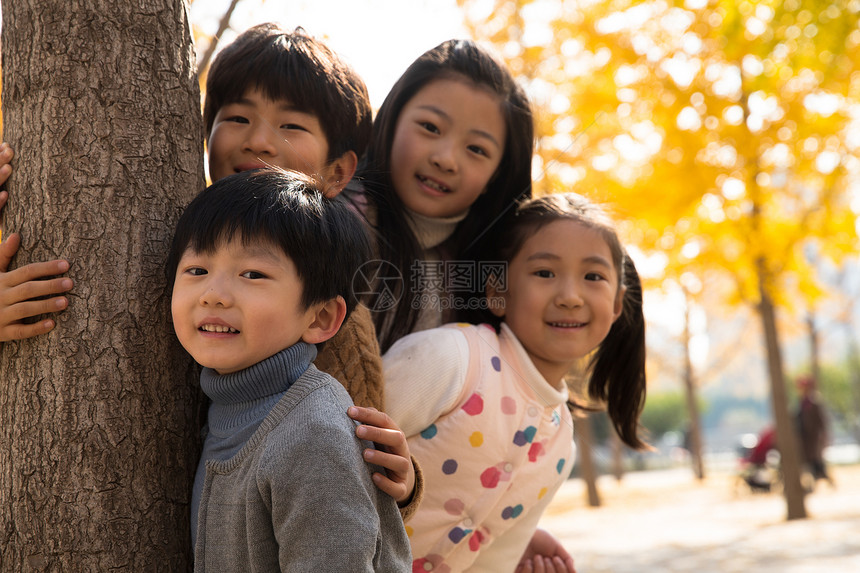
757,270,807,520
806,311,820,383
0,1,205,569
839,270,860,444
610,430,624,482
682,293,705,480
849,335,860,445
574,413,601,507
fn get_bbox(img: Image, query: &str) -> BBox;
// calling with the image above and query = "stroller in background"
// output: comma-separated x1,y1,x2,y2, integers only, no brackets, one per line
736,426,782,493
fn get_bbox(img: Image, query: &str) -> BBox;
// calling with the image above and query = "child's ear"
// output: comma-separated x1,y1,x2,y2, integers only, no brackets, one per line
485,276,507,319
321,151,358,197
301,295,348,344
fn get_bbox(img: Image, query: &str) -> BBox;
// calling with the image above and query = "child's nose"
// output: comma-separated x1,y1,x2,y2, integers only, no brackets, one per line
199,279,233,307
430,143,457,173
556,280,584,308
244,120,278,155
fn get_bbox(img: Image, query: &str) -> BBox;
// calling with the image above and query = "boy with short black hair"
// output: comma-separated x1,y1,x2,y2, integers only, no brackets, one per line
203,23,371,184
168,167,410,571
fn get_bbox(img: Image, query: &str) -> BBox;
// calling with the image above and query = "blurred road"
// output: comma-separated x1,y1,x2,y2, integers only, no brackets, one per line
539,464,860,572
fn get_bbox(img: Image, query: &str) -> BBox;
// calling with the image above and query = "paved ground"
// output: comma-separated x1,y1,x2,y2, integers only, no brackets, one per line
538,464,860,572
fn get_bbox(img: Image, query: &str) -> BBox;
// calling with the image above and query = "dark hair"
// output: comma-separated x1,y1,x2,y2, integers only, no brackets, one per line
203,23,372,163
353,39,534,352
167,168,371,321
489,193,647,449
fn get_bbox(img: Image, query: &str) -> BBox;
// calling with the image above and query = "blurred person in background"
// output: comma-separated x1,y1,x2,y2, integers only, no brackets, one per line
795,375,835,489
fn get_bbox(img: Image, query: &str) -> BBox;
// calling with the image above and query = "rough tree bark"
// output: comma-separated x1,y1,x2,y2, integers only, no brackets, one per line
0,1,205,569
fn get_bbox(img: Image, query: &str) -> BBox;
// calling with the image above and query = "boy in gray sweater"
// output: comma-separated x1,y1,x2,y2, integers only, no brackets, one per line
167,168,411,571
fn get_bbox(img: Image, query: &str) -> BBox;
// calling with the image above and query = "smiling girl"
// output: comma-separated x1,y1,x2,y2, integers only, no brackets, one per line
345,39,534,353
382,193,648,572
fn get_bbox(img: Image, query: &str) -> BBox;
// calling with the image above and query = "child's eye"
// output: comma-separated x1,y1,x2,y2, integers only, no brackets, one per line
224,115,249,124
419,121,440,134
534,269,555,278
184,267,207,276
280,123,308,132
585,272,607,282
241,270,267,279
467,144,489,157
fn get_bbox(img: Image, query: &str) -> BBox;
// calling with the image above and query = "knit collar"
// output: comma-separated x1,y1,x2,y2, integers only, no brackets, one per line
200,342,317,430
405,208,468,250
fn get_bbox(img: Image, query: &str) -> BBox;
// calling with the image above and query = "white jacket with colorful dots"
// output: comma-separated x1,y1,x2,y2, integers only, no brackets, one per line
384,322,576,573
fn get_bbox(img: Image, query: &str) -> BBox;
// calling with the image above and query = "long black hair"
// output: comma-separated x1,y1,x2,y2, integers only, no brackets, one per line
352,39,534,352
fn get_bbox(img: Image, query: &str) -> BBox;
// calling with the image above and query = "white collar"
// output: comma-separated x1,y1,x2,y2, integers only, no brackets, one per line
405,208,468,250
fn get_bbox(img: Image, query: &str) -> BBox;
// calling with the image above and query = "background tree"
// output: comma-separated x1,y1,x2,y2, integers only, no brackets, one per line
572,411,602,507
193,0,242,90
0,0,204,568
460,0,860,520
681,287,705,479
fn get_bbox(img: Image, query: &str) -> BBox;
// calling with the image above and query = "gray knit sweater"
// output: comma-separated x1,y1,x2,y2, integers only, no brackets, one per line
192,343,411,572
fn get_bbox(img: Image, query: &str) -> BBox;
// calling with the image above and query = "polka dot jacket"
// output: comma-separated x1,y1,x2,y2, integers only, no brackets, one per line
384,323,575,572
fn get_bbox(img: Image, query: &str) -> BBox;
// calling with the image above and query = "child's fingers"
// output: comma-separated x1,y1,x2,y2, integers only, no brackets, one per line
0,294,71,342
362,446,411,476
347,405,389,427
350,405,409,455
0,258,73,343
0,190,8,211
0,317,57,342
0,143,13,187
369,471,408,502
356,423,408,453
1,273,73,307
518,556,568,573
559,555,576,573
0,232,22,273
539,556,573,573
515,560,534,573
362,447,415,504
536,557,553,573
349,406,416,503
1,294,70,323
0,142,13,161
0,259,71,290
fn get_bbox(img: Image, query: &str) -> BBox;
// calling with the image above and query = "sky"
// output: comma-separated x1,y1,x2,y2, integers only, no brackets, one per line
190,0,471,107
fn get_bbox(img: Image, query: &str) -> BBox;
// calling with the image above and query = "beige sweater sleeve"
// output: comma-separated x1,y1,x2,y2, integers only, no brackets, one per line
314,304,424,521
315,305,385,410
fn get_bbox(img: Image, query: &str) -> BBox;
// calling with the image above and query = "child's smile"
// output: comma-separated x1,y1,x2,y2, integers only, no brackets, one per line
198,320,239,335
416,174,451,195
